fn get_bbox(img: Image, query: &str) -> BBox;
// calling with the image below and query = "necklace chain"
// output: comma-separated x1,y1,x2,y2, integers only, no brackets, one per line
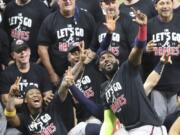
30,113,40,122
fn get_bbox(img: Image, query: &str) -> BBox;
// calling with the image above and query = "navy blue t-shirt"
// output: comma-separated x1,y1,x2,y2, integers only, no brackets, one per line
101,61,161,130
96,15,132,63
119,0,157,45
18,94,67,135
74,61,106,122
143,14,180,93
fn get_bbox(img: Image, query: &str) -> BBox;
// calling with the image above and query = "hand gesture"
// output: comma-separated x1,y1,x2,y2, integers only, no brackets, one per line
61,67,75,88
131,7,147,26
84,49,96,64
103,11,119,33
79,41,86,63
43,91,54,105
146,40,156,52
9,76,21,97
160,53,172,64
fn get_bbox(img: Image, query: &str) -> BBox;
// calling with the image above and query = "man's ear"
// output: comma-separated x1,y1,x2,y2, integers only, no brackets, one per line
98,64,102,71
116,59,119,65
11,52,15,60
67,53,71,62
155,4,158,11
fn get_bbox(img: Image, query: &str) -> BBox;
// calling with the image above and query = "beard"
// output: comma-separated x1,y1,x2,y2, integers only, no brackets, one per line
101,62,119,79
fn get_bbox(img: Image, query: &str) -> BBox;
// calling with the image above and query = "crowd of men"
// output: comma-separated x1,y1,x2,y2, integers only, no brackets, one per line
0,0,180,134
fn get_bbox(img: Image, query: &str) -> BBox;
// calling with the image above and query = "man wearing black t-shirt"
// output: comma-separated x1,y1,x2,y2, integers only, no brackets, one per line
2,0,50,62
144,0,180,123
119,0,157,45
4,80,67,135
99,9,167,135
67,45,106,122
94,0,132,64
38,0,97,86
0,40,53,108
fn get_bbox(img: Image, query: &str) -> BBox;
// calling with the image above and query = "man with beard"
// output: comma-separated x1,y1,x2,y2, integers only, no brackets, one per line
98,9,167,135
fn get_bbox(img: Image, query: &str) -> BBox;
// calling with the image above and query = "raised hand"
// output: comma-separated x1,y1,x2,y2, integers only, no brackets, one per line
146,40,157,52
78,41,86,63
131,7,147,26
61,67,75,89
43,91,54,105
9,76,21,97
64,67,75,87
103,11,119,33
160,53,172,64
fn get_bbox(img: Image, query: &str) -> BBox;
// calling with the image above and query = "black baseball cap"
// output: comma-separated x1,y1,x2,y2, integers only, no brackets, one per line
11,40,29,53
68,45,80,53
24,85,41,97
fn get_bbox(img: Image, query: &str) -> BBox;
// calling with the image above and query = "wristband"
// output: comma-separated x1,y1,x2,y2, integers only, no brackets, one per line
134,39,146,49
154,62,165,75
4,108,16,117
137,25,147,41
134,25,147,49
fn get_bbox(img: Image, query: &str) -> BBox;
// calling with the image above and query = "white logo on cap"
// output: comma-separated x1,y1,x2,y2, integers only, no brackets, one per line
16,40,24,45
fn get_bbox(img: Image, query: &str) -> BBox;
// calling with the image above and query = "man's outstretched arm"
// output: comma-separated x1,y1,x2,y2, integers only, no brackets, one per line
128,8,147,66
144,54,172,95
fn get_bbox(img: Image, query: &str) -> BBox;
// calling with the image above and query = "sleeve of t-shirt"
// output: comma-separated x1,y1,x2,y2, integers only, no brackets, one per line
2,4,10,32
0,70,11,94
37,14,53,46
0,28,11,65
36,0,50,22
37,65,53,92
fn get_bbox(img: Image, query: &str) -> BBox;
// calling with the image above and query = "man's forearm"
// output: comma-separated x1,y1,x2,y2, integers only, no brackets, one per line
38,46,55,75
58,83,68,102
71,61,84,80
128,25,147,66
